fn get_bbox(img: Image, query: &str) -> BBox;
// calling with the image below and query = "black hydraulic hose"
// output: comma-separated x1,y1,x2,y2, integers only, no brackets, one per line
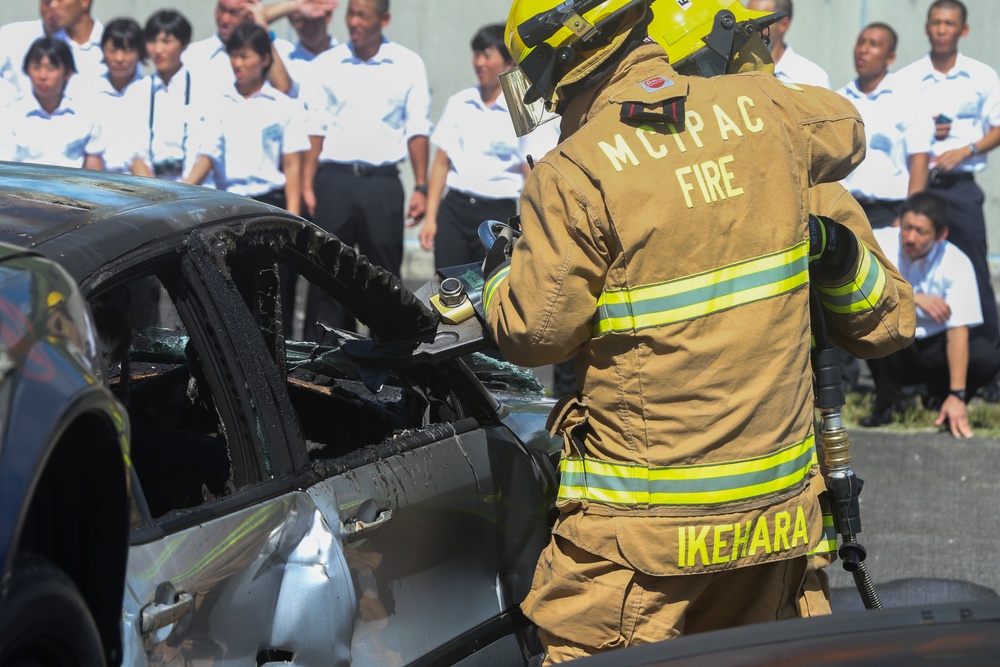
809,283,883,610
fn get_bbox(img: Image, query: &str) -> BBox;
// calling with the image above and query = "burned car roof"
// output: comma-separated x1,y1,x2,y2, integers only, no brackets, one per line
0,163,294,282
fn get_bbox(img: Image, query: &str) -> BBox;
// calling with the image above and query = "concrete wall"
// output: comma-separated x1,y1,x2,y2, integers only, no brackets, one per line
4,1,1000,279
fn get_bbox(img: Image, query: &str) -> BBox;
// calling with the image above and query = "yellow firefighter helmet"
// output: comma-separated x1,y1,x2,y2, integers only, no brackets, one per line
502,0,784,136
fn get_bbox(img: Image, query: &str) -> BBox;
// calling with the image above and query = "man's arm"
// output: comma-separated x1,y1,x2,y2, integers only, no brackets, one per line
906,152,930,196
263,0,338,23
932,126,1000,172
807,183,915,358
936,325,974,438
83,154,105,172
406,135,429,223
302,135,323,217
419,148,450,250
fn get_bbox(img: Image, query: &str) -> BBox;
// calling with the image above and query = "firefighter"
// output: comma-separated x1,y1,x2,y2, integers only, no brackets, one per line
482,0,915,662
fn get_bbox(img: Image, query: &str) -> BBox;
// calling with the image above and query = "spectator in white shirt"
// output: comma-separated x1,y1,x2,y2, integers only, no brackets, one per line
838,22,932,228
0,37,105,170
184,22,309,216
0,2,64,95
48,0,106,80
894,0,1000,355
745,0,831,88
300,0,431,339
76,18,150,175
863,192,1000,438
276,1,339,97
419,24,557,270
126,10,214,183
0,77,16,109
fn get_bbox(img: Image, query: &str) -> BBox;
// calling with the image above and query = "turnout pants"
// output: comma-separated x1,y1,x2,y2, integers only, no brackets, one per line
524,536,829,665
305,162,404,341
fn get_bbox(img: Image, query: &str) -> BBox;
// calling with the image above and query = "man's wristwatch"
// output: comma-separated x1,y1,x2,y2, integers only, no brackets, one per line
969,143,980,156
414,185,428,195
949,388,968,402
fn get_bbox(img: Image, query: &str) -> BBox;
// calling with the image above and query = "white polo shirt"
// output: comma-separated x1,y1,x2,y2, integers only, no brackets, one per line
184,32,295,95
0,91,106,168
125,66,219,184
0,20,64,95
303,39,432,166
0,77,16,109
874,227,983,339
895,53,1000,173
71,71,147,173
838,74,933,201
64,19,107,80
275,38,336,98
774,45,831,89
432,86,549,200
197,83,311,197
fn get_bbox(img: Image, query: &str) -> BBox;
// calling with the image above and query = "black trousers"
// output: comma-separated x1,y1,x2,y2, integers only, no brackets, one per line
926,175,999,347
434,190,517,270
857,198,901,229
867,328,1000,409
304,162,404,340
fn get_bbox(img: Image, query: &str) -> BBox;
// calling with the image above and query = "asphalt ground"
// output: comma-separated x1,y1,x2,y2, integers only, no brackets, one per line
824,427,1000,605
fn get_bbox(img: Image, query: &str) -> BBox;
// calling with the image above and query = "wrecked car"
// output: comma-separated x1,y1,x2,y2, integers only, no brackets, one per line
0,163,560,666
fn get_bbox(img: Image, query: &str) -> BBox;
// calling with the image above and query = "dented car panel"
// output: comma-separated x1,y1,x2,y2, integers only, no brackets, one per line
0,163,559,666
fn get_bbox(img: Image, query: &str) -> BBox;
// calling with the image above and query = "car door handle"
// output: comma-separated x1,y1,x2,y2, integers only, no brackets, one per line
340,509,393,543
140,592,194,636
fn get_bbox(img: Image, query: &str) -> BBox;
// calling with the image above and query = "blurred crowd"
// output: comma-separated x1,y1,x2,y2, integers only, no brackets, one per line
1,0,999,433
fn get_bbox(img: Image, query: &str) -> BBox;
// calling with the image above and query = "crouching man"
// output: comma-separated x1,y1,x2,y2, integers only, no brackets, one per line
863,192,1000,437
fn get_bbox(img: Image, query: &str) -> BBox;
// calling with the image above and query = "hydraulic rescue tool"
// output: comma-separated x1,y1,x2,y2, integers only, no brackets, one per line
808,219,883,611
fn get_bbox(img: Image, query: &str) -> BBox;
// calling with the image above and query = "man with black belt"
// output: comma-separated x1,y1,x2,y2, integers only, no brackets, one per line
301,0,431,339
838,22,931,229
895,0,1000,349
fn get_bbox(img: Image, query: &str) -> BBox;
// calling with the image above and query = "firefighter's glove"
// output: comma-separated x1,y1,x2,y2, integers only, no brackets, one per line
808,214,859,281
482,226,515,281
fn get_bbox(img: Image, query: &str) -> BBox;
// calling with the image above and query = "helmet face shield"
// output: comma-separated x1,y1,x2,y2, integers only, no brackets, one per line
500,65,560,137
672,27,775,77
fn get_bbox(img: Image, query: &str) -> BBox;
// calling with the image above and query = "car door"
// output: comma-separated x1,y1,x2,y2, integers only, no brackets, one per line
85,238,361,666
217,221,554,666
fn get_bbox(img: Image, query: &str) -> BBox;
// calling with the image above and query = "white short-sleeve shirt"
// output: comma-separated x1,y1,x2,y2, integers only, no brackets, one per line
0,91,106,168
124,67,220,185
774,45,831,89
275,38,336,99
874,227,983,339
197,83,311,197
70,71,147,173
303,39,432,166
838,74,934,201
64,20,107,80
432,86,559,200
895,53,1000,173
0,77,16,109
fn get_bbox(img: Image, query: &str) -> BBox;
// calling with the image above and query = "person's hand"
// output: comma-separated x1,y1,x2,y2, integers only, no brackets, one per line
931,147,970,172
914,293,951,323
407,190,427,226
297,0,338,18
936,394,974,438
934,120,951,142
303,188,317,218
246,0,268,27
418,216,436,251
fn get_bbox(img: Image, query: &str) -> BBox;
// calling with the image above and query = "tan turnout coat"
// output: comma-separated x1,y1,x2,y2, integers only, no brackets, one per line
485,44,914,578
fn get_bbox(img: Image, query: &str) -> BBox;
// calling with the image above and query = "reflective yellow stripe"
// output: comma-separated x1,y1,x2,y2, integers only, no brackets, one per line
815,243,886,314
558,435,817,507
483,265,510,314
594,242,809,336
810,512,838,556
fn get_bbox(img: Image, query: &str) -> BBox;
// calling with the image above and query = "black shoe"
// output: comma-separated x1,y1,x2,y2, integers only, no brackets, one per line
859,402,905,427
